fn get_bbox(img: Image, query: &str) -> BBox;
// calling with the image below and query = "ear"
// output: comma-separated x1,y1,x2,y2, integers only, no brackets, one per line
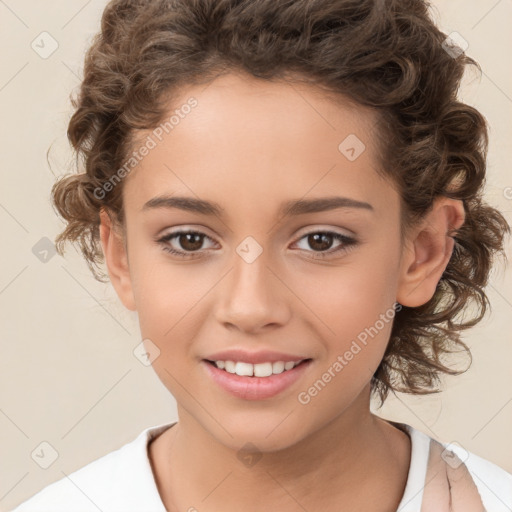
396,197,465,308
99,208,137,311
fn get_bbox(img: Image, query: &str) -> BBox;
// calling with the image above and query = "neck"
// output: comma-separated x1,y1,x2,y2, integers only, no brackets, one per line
150,385,411,512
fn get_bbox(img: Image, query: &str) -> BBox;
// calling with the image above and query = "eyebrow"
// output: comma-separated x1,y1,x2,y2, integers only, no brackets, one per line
141,195,374,217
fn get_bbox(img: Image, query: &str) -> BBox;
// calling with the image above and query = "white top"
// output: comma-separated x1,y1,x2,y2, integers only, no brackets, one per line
10,421,512,512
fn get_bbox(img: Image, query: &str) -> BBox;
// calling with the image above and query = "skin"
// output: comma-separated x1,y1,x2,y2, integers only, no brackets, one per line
420,440,485,511
99,71,465,512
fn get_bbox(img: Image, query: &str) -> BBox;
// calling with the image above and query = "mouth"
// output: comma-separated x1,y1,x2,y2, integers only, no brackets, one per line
202,358,313,400
204,358,312,377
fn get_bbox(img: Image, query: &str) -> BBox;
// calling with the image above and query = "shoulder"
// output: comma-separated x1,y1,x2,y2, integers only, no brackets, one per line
445,437,512,510
9,423,174,512
398,422,512,511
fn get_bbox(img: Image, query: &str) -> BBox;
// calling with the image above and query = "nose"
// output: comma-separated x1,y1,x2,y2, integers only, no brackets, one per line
214,253,291,334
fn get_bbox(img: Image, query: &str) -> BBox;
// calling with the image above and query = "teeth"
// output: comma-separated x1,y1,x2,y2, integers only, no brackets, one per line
225,360,236,373
235,362,253,376
272,361,285,374
214,359,304,377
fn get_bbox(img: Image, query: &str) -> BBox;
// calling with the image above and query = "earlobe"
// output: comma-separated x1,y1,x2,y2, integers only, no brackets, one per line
396,197,465,308
99,209,137,312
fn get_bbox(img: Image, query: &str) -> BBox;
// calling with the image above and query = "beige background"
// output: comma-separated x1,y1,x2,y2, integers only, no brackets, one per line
1,1,511,510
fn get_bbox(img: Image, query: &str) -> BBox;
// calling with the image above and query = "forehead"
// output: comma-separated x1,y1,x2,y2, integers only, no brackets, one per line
123,72,397,220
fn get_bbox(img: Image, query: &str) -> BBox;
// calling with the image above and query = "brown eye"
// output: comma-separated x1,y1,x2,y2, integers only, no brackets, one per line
293,231,357,259
307,233,335,251
157,229,216,258
177,232,204,251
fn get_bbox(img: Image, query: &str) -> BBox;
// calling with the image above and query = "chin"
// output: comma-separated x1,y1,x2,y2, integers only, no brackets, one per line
204,411,312,453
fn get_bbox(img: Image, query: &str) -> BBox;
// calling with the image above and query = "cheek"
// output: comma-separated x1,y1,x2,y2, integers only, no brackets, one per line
129,242,216,359
132,258,208,395
294,246,401,382
294,268,399,421
300,254,399,337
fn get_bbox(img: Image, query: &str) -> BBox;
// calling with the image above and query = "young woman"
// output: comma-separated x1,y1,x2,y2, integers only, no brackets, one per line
11,0,511,510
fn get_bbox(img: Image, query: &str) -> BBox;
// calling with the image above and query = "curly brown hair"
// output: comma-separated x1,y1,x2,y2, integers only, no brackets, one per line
51,0,510,405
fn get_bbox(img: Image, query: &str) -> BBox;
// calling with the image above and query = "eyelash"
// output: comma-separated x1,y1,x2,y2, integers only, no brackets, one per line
156,229,358,260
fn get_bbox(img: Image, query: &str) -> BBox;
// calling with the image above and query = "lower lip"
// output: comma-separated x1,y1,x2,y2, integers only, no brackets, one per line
202,360,312,400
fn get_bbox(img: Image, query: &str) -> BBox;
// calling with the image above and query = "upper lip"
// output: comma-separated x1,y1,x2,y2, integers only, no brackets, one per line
204,349,311,364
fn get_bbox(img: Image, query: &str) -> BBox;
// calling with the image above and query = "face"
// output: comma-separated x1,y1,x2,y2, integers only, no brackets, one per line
101,71,443,452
